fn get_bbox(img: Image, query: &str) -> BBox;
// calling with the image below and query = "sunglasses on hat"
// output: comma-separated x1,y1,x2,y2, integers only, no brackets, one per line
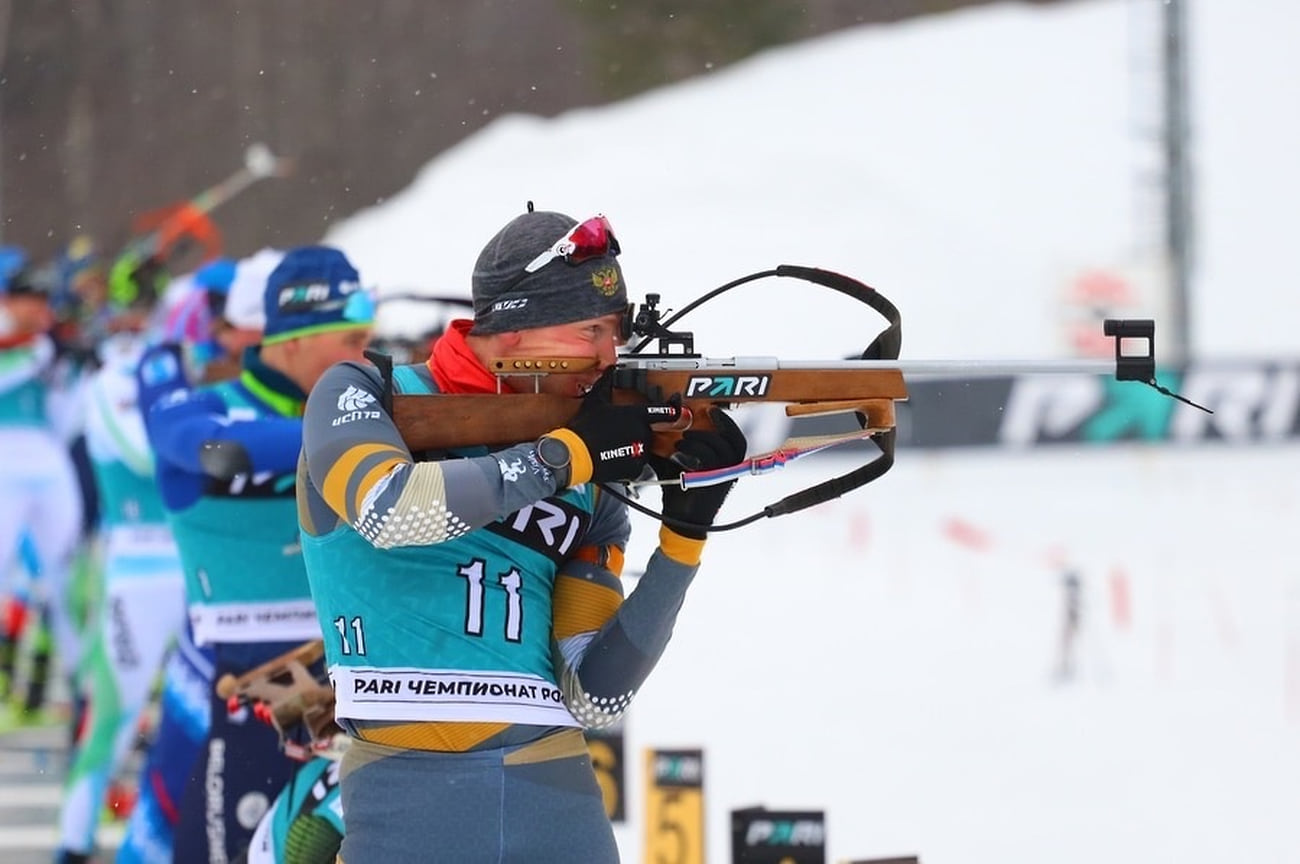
519,215,620,277
499,215,620,295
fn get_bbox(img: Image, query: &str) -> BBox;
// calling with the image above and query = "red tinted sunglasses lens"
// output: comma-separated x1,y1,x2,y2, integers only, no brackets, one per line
566,216,620,263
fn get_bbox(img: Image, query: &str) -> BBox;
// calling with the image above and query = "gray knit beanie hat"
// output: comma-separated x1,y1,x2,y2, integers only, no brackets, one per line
470,209,628,335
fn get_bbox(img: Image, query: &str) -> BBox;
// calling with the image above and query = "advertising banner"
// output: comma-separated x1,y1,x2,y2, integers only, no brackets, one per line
782,360,1300,449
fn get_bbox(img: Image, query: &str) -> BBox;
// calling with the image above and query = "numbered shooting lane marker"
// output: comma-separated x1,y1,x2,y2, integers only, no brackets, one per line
643,748,705,864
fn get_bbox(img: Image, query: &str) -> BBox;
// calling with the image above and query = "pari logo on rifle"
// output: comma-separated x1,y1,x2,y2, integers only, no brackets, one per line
685,374,772,398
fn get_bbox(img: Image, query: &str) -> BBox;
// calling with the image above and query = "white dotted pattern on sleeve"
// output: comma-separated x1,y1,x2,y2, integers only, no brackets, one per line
556,651,635,730
356,461,472,549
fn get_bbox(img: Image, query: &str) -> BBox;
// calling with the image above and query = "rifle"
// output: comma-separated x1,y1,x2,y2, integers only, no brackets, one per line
379,265,1202,532
215,640,342,761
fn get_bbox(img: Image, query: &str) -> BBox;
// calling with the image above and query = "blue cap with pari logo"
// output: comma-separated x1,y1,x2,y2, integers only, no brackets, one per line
262,246,375,345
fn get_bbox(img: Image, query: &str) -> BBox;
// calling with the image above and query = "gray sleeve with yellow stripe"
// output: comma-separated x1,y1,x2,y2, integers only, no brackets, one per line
551,492,699,729
300,360,561,544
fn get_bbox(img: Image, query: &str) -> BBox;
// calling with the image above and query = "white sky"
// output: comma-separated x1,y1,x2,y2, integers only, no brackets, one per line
325,1,1300,861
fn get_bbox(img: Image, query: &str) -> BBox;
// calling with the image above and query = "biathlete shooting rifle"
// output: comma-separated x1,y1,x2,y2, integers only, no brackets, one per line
220,264,1205,748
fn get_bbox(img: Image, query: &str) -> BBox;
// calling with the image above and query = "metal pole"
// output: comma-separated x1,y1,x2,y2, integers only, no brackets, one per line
626,357,1122,378
1163,0,1193,361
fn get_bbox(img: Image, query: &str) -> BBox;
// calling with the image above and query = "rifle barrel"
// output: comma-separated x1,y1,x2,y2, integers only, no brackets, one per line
879,358,1118,378
621,356,1119,378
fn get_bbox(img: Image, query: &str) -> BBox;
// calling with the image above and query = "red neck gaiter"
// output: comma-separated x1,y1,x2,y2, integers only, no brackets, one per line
427,320,500,395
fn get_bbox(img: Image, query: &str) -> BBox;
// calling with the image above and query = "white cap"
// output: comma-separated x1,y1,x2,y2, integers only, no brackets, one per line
223,248,283,330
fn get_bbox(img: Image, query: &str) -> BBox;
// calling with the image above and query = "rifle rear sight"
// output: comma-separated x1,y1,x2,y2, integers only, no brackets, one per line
1102,318,1155,382
625,293,697,357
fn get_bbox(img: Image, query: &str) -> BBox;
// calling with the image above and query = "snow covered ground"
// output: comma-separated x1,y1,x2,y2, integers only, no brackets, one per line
611,443,1300,863
324,1,1300,861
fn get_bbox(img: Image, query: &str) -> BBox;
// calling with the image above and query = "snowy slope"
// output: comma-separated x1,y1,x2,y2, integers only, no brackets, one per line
612,445,1300,863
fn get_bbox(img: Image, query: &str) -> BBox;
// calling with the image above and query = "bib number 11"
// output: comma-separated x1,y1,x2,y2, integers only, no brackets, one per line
458,559,523,642
334,615,366,656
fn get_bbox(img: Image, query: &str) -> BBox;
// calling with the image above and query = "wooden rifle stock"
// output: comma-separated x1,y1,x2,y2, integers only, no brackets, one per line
215,639,324,700
389,362,908,454
215,639,339,748
392,392,585,451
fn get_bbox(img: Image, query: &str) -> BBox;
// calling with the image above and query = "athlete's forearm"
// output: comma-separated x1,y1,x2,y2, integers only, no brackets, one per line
555,545,698,728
